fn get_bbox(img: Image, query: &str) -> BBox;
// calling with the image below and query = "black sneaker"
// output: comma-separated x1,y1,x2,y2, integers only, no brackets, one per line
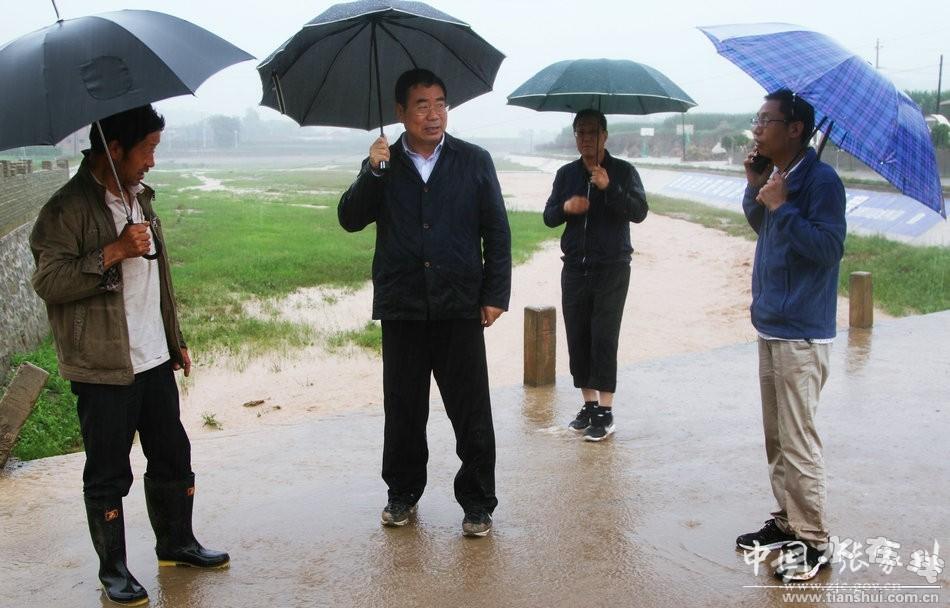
568,401,598,431
774,542,829,582
462,511,492,537
583,407,615,442
736,519,797,551
381,500,417,527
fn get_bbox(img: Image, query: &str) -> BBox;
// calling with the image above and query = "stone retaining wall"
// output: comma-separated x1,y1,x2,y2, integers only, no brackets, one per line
0,165,68,375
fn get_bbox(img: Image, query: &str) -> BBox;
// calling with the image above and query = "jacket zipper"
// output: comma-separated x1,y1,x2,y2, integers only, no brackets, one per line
581,181,590,271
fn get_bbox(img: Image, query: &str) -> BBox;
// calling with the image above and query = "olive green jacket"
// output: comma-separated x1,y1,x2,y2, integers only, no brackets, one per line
29,156,185,385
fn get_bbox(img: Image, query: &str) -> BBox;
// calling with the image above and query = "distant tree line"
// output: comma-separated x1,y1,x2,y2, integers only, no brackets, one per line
905,89,949,118
538,89,949,158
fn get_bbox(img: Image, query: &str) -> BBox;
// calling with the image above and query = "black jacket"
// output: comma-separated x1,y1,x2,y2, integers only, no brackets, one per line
543,150,648,268
338,133,511,320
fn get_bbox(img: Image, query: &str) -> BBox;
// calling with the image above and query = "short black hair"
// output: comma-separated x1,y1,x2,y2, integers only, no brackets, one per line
764,89,814,146
394,69,447,107
573,109,607,132
89,105,165,154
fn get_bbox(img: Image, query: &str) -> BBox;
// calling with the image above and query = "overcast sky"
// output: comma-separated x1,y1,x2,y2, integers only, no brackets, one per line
5,0,949,140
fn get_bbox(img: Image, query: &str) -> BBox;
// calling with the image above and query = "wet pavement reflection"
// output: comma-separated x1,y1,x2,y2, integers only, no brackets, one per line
1,312,947,607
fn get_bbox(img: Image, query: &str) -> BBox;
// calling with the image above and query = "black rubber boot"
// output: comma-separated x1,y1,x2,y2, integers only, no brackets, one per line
83,497,149,606
143,474,229,568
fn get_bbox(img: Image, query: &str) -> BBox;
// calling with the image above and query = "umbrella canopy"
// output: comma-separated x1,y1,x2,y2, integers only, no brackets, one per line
699,23,945,218
0,9,253,152
506,58,696,115
257,0,504,132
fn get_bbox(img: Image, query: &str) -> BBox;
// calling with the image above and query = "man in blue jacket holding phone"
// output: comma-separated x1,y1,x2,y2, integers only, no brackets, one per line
736,89,847,582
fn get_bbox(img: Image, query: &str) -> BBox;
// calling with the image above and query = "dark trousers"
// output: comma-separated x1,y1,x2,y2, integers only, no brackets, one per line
381,319,497,514
561,263,631,393
72,361,192,499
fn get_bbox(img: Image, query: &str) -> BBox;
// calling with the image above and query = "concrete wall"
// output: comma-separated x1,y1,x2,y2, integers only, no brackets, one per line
0,165,68,376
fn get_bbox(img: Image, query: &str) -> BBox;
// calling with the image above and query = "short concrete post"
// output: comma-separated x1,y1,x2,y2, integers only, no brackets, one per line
524,306,556,386
849,271,873,329
0,362,49,468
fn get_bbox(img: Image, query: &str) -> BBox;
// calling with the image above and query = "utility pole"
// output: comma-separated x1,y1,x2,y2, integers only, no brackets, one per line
937,54,944,114
874,39,882,69
681,113,687,161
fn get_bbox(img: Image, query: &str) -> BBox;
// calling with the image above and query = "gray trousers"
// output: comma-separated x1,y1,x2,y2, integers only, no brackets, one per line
757,338,830,546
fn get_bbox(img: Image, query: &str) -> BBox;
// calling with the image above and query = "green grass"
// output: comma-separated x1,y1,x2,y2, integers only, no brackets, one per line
508,210,558,264
203,169,356,193
201,412,223,430
152,169,556,357
649,194,753,240
649,194,949,316
5,338,82,460
327,321,383,354
492,157,540,172
146,170,204,190
839,235,949,315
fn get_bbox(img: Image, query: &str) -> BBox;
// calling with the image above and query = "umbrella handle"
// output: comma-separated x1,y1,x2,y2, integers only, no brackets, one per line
141,218,163,260
124,217,163,261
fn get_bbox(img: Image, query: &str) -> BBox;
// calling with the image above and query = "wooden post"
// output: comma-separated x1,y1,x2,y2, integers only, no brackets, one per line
0,363,49,468
524,306,556,386
849,271,873,329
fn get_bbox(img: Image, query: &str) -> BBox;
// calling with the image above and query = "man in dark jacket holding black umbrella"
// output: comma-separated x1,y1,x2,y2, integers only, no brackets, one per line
339,69,511,537
544,109,649,442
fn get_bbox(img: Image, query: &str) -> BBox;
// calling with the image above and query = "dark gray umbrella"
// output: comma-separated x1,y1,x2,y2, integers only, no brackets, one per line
257,0,504,133
0,9,253,151
507,58,696,114
0,7,252,259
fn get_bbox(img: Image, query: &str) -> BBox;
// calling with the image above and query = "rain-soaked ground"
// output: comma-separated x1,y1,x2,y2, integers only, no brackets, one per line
1,312,947,607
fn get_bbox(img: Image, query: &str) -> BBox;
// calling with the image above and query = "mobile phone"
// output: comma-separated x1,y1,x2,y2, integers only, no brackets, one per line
750,153,772,174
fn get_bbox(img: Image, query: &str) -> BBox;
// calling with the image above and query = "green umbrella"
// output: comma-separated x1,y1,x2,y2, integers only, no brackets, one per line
506,58,695,114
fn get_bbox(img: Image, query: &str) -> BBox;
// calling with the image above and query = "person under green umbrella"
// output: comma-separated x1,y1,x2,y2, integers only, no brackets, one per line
543,109,649,442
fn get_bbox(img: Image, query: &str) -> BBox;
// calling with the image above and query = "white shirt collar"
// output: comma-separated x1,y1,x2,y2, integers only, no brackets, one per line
401,134,445,160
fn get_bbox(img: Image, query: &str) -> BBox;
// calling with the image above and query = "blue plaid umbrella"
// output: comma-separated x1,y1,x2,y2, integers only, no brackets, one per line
699,23,945,218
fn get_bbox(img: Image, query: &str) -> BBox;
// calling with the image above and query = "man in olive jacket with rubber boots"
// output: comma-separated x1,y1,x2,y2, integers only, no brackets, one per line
30,105,228,606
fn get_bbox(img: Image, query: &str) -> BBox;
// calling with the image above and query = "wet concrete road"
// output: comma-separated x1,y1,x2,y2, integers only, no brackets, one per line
2,312,948,607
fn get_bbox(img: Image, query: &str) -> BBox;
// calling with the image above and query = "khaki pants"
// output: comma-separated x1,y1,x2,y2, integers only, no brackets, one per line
758,338,830,546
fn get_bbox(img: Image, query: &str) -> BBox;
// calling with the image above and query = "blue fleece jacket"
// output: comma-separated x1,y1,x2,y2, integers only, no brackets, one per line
742,148,847,340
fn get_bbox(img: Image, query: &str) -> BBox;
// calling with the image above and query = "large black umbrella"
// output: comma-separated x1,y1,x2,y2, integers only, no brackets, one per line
257,0,504,134
0,9,253,151
0,8,252,258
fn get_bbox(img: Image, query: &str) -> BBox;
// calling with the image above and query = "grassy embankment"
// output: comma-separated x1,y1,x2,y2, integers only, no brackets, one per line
5,166,556,460
8,177,947,461
649,194,949,315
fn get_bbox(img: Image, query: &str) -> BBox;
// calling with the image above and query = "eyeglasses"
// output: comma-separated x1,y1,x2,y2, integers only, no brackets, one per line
412,102,449,117
750,115,788,128
573,129,602,139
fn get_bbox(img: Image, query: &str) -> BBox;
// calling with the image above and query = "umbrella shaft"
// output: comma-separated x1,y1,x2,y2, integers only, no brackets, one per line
95,121,133,223
371,23,384,137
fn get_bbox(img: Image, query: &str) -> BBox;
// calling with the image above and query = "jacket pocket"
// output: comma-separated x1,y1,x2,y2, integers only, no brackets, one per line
780,267,791,316
72,302,87,350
